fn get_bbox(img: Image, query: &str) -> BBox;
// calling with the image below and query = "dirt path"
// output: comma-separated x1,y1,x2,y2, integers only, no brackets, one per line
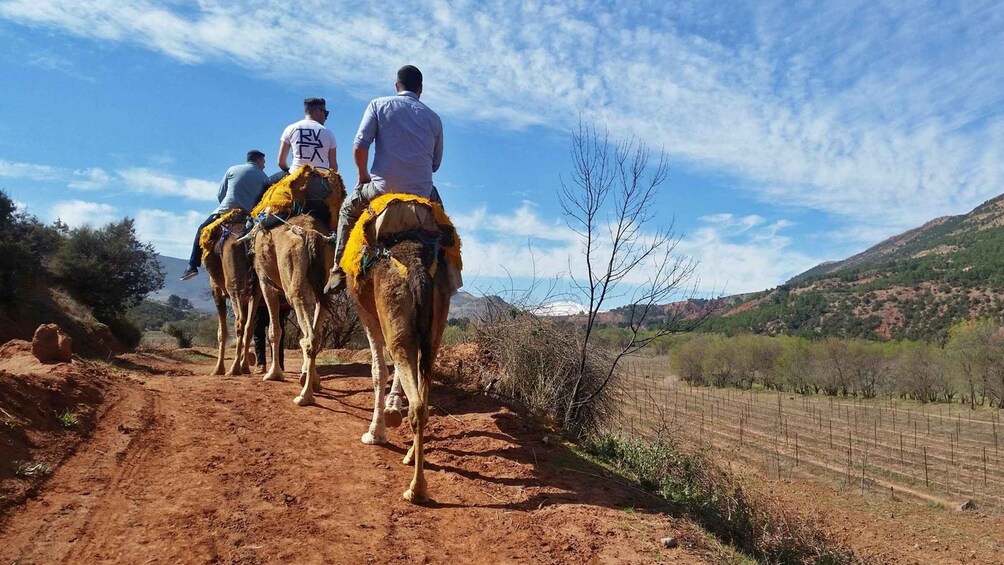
1,350,713,564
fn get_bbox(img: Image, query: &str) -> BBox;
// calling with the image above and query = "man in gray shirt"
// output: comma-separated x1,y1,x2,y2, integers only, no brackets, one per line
181,150,271,281
324,65,444,293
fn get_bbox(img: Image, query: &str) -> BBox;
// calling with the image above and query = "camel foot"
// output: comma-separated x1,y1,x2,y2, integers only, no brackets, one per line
293,395,315,407
263,372,284,382
384,409,403,429
299,373,323,393
361,431,387,445
403,489,429,504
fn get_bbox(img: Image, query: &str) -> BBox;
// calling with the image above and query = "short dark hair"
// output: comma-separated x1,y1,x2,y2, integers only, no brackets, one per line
246,150,265,162
303,97,326,112
397,65,423,93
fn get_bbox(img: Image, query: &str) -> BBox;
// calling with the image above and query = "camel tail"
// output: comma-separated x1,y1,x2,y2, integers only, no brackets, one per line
405,244,435,388
305,229,334,310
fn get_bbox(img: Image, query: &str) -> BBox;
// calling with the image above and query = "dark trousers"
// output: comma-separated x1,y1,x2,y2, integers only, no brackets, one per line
189,213,221,270
254,303,288,369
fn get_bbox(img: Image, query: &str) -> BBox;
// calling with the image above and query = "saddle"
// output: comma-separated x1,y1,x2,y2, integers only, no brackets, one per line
199,209,251,259
341,194,463,294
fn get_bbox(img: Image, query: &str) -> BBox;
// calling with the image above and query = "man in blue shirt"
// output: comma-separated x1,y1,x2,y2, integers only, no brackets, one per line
180,150,271,281
324,65,444,293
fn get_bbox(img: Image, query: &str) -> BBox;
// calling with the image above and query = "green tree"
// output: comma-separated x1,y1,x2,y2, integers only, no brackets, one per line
49,219,165,321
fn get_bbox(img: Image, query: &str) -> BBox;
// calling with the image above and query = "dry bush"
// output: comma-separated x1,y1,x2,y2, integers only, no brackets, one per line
474,306,617,436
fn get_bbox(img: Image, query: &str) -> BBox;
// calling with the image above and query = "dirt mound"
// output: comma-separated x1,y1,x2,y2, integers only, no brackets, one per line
0,286,122,359
0,343,119,517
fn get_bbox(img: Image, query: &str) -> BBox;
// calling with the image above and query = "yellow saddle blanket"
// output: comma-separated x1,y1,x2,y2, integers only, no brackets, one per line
250,164,346,227
198,209,244,259
340,193,463,294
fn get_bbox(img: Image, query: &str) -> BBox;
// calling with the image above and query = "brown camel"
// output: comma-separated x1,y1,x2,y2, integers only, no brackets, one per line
347,199,456,504
202,212,258,376
253,169,345,405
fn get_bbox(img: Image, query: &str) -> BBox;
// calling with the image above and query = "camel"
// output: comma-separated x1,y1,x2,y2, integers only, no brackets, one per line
345,195,459,504
201,211,258,376
253,168,346,406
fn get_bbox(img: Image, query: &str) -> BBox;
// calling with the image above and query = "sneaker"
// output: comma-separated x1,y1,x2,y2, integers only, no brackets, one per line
323,270,346,294
180,267,199,281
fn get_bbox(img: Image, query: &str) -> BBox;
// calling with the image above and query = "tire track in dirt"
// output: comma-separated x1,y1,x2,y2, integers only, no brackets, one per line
1,379,155,563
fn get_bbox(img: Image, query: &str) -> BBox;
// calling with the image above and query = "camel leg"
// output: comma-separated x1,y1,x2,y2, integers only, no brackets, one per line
384,368,404,429
211,293,227,376
361,326,390,445
241,294,259,373
261,287,285,382
227,294,245,376
402,368,429,504
291,296,317,406
297,302,324,394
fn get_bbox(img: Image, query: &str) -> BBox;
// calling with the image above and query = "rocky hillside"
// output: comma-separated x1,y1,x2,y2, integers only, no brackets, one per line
702,193,1004,341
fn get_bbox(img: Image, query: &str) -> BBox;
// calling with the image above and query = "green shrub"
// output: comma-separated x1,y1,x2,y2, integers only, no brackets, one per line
106,316,143,350
49,219,165,321
585,435,858,564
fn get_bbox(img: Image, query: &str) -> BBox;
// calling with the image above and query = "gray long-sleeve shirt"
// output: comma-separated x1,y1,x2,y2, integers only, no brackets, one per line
214,162,270,213
354,91,443,197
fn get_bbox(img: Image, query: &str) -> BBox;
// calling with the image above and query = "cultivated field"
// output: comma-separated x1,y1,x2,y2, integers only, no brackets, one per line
616,356,1004,513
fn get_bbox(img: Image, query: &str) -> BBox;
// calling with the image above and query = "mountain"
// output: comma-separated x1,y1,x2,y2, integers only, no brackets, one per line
447,291,509,319
702,194,1004,341
152,255,216,312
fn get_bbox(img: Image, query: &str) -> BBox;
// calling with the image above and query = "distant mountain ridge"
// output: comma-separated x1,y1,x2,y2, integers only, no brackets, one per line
153,254,507,320
702,193,1004,341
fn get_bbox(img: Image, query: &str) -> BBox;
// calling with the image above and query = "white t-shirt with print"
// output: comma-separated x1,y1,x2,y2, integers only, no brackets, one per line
280,119,337,171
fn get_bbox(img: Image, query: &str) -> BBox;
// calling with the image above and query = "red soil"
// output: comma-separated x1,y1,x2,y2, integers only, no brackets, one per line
0,346,715,564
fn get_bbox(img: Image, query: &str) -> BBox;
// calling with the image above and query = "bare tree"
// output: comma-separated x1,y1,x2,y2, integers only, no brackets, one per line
560,122,700,433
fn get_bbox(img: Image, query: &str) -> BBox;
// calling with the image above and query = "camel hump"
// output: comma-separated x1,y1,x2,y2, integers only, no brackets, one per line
369,201,440,242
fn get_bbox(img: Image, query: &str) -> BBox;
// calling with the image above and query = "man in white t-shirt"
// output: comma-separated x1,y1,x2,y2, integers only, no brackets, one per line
276,97,338,227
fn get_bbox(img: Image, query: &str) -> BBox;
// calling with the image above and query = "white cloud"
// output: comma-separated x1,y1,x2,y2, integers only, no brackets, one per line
0,1,992,232
0,158,61,181
51,199,118,228
134,208,205,259
117,168,217,201
0,156,215,201
453,203,812,297
67,167,111,190
678,214,821,294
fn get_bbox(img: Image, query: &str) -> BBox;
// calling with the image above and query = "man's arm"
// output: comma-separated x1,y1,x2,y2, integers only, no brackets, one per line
353,146,370,184
277,140,291,172
328,148,338,173
432,128,443,173
353,101,377,184
217,171,229,203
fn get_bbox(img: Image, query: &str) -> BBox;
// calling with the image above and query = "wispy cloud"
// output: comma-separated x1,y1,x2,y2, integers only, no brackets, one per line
134,208,204,259
117,168,217,201
0,157,215,201
0,158,110,190
2,1,1001,232
452,203,812,295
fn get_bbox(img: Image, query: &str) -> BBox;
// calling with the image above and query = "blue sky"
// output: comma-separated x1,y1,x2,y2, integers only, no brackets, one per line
1,1,1003,307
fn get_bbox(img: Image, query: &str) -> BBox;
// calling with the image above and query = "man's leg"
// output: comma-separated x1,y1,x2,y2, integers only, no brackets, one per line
324,182,377,293
253,303,269,371
305,175,333,229
183,213,219,280
278,306,289,371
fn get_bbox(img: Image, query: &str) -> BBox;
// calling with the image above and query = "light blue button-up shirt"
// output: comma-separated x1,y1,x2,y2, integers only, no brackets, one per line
214,162,270,214
354,91,443,197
